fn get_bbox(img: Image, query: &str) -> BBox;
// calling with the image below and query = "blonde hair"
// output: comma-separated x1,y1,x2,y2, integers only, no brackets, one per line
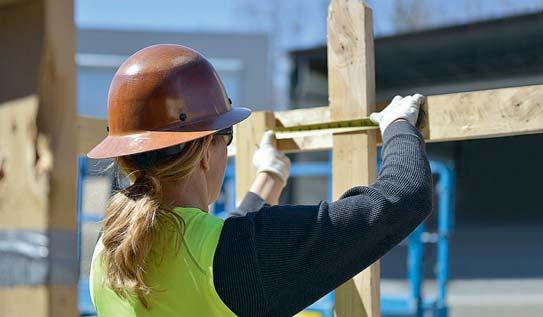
101,136,213,308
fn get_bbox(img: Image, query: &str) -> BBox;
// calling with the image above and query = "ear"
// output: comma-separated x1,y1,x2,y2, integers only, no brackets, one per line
200,140,211,171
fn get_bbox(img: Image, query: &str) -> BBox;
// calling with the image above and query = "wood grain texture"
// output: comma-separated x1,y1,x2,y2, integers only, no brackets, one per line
0,285,75,317
38,0,78,313
84,84,543,158
274,106,330,128
234,112,275,206
38,0,78,310
427,84,543,141
0,0,77,315
0,2,48,316
0,96,50,230
38,0,77,231
328,1,380,316
273,84,543,153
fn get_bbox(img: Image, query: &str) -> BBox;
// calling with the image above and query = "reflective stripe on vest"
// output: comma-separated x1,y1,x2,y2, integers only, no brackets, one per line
89,207,236,316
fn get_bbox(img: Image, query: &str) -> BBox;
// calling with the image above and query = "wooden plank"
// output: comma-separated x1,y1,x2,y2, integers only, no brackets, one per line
37,0,78,315
81,84,543,157
234,112,275,206
0,0,29,9
38,0,78,314
274,106,330,128
328,1,380,316
0,286,48,317
0,96,49,230
77,116,108,156
0,2,48,315
0,0,77,316
426,84,543,141
274,84,543,153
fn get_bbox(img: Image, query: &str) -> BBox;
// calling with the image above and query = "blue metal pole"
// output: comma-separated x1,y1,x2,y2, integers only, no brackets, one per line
429,162,454,317
408,223,425,317
76,156,87,273
436,164,453,317
76,156,87,314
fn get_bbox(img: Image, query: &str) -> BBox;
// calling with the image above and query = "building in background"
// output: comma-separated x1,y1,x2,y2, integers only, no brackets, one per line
77,29,272,117
77,0,543,110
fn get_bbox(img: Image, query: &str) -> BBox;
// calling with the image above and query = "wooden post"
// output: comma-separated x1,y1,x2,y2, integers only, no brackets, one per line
328,1,380,316
39,0,78,315
235,111,275,205
0,0,77,316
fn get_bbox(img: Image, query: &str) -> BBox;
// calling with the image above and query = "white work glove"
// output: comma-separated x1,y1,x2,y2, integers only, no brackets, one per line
370,94,425,134
252,131,291,184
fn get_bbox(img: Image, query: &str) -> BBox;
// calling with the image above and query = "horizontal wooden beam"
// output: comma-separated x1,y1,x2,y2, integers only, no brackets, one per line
78,84,543,157
77,116,107,157
275,84,543,153
426,84,543,141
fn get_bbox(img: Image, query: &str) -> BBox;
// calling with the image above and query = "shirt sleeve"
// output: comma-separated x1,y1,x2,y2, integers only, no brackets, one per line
213,121,433,317
229,191,269,217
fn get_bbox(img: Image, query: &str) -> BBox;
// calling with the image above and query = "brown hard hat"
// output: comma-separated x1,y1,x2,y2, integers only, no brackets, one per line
87,44,251,159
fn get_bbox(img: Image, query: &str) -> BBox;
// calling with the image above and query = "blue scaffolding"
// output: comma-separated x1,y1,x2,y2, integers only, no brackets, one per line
379,161,454,317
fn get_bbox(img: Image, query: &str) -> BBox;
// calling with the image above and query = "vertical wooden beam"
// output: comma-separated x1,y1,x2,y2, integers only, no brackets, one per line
39,0,78,316
0,0,77,316
234,111,275,206
328,1,380,316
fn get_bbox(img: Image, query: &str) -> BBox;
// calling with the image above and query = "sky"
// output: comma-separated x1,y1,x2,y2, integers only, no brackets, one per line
77,0,543,39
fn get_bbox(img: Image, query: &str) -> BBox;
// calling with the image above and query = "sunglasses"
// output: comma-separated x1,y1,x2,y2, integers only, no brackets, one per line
215,126,233,146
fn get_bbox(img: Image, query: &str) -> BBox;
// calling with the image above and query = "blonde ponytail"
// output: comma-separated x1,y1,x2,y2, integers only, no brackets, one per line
101,136,213,308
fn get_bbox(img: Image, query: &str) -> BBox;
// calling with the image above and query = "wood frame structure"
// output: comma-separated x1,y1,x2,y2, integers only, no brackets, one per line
231,2,543,316
0,0,77,316
74,1,543,316
1,0,534,316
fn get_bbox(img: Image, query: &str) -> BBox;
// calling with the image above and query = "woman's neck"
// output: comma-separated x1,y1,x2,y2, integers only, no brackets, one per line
160,171,209,212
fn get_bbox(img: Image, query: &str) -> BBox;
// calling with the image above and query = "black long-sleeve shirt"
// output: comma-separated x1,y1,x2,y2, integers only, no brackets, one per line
213,121,433,316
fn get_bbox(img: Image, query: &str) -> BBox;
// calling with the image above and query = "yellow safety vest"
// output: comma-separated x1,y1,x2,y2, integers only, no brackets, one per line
90,207,236,316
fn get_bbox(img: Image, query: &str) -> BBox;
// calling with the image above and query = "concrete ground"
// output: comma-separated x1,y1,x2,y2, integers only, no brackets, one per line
380,222,543,316
382,279,543,317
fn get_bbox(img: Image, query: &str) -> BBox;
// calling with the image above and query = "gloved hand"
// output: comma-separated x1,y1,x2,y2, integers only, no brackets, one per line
370,94,425,134
252,131,291,184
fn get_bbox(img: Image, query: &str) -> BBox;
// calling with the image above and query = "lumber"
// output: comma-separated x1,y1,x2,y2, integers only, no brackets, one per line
78,84,543,157
328,0,380,316
0,96,49,229
0,286,48,317
0,0,27,9
274,106,330,127
38,1,79,314
275,84,543,153
0,286,74,317
77,116,108,156
426,85,543,141
234,112,275,206
0,0,78,316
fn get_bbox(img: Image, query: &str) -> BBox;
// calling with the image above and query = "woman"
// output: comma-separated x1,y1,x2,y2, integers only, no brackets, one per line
88,44,432,316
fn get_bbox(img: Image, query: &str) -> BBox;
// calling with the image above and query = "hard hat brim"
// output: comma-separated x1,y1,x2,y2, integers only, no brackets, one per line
87,107,251,159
